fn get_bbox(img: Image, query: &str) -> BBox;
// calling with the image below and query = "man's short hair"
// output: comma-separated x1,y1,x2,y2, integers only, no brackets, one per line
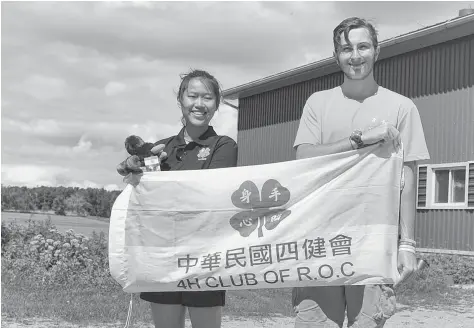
333,17,379,52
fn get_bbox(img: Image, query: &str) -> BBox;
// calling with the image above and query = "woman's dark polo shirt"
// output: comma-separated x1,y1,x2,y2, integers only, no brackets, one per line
155,126,238,171
140,126,237,307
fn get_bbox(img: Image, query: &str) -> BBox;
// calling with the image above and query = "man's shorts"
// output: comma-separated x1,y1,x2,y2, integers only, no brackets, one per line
140,291,225,307
292,285,396,328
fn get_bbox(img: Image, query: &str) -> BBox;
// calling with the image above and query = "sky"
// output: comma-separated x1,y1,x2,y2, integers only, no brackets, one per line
1,1,473,191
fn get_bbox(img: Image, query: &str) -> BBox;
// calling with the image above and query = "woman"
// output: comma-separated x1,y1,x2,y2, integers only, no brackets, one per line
117,69,238,328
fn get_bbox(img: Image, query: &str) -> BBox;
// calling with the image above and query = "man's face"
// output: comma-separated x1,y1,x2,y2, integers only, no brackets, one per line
334,27,379,80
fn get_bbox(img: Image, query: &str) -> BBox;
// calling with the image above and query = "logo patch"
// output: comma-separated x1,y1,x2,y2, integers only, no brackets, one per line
197,147,211,161
230,179,291,238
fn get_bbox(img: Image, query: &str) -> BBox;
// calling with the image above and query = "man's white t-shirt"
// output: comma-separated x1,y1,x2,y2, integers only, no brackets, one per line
293,86,430,163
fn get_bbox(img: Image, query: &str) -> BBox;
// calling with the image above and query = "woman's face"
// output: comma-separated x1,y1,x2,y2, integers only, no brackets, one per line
180,78,217,128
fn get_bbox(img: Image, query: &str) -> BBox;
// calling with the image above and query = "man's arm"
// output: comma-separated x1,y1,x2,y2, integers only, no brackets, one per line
296,122,401,159
394,161,418,286
400,162,416,240
394,101,430,286
296,138,355,159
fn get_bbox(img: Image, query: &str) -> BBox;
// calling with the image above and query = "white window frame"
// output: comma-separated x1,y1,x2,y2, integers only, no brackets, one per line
417,161,471,210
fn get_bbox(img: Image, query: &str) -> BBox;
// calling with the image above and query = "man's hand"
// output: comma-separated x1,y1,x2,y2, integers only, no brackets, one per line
361,122,401,148
394,249,417,287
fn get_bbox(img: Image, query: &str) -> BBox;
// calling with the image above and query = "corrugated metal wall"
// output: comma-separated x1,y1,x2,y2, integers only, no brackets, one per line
413,87,474,163
413,86,474,251
237,34,474,251
416,210,474,251
237,121,299,166
238,73,343,131
239,34,474,131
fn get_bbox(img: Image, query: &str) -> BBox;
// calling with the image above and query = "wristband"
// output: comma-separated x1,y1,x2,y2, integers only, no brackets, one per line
399,245,416,254
399,248,416,254
399,238,416,247
399,241,416,247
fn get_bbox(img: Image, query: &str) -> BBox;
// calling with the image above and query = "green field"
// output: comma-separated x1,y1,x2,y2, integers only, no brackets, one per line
1,211,109,237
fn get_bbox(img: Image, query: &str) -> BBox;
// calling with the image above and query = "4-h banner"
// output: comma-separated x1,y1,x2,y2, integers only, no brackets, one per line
109,142,403,293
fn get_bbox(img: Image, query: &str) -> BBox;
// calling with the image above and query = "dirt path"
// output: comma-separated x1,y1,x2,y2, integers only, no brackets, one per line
3,287,474,328
3,304,474,328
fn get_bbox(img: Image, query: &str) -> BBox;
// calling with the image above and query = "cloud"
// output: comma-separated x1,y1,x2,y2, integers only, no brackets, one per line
2,118,63,136
104,81,127,97
0,2,335,72
20,75,68,100
211,104,238,142
72,136,93,153
1,164,70,187
1,162,123,191
104,184,121,191
2,1,472,190
2,118,179,149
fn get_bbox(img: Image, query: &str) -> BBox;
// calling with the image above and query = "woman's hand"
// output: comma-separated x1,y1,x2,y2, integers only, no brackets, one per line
117,155,142,176
116,144,168,186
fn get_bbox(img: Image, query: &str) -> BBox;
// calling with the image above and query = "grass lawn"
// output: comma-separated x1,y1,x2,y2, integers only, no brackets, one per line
1,211,109,237
3,269,474,326
1,278,294,325
396,286,474,311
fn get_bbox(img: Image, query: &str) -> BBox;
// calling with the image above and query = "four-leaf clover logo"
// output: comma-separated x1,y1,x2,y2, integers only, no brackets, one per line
230,179,291,238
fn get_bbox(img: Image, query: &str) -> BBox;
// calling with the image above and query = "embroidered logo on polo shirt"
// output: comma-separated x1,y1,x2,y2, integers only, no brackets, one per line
197,147,211,161
229,179,291,238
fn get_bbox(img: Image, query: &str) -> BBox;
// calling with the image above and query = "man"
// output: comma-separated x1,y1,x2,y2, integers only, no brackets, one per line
292,17,430,328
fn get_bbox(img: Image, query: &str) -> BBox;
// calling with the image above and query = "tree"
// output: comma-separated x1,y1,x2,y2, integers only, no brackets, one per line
1,185,119,218
52,196,66,216
65,193,91,217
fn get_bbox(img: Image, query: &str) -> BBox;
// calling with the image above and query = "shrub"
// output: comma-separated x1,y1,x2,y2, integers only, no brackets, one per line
1,220,12,251
422,253,474,285
395,252,474,298
1,218,117,289
395,258,449,296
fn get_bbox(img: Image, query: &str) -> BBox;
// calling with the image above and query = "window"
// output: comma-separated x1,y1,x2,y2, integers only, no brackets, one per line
417,161,474,209
434,168,465,204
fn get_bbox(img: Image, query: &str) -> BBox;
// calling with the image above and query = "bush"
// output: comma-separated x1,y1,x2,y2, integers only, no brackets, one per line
1,220,12,251
395,252,474,298
1,218,117,289
395,259,449,296
423,253,474,285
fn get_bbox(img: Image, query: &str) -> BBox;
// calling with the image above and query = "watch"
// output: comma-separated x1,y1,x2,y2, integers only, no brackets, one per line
350,130,364,149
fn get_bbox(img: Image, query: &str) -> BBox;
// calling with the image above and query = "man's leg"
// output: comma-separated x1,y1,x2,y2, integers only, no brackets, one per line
345,285,396,328
293,286,346,328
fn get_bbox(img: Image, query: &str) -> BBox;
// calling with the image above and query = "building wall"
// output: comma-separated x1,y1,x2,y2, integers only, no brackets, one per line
237,121,298,166
236,34,474,251
416,210,473,251
412,87,474,251
413,87,474,164
238,34,474,131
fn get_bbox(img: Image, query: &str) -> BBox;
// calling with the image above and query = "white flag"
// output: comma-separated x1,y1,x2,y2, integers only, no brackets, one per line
109,143,403,293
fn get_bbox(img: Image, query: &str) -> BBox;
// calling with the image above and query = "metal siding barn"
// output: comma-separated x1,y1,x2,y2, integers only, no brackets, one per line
225,14,474,254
